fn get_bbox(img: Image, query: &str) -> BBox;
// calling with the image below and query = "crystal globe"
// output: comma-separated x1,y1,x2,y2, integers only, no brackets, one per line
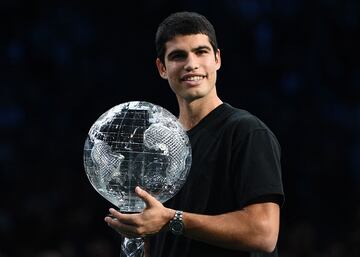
83,101,192,213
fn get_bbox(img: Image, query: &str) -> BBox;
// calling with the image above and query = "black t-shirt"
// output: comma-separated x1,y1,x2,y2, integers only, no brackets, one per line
150,103,284,257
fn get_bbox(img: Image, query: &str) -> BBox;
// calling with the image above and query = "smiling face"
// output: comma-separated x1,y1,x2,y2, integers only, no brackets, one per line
156,34,221,103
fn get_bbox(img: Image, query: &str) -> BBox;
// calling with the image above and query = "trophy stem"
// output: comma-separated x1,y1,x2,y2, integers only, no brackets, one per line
120,237,144,257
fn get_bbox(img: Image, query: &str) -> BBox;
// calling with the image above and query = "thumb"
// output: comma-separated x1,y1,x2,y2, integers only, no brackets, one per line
135,186,157,208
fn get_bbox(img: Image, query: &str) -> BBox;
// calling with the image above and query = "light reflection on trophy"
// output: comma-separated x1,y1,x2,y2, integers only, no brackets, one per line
83,101,192,257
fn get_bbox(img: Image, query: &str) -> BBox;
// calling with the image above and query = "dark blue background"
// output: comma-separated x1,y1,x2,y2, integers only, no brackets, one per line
1,1,359,256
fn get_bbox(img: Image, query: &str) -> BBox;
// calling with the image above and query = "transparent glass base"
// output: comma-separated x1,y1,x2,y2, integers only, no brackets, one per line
120,237,144,257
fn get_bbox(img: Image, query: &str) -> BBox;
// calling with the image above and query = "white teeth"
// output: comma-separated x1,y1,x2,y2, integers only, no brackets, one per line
184,76,203,81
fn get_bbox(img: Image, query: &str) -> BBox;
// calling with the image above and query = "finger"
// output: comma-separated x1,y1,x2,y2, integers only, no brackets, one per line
104,216,140,238
108,208,138,225
135,186,157,208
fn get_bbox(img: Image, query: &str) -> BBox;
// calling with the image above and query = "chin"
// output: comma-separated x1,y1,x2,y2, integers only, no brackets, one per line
183,94,205,102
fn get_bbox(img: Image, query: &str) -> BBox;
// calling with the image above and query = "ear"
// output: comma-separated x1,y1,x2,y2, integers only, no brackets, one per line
215,49,221,71
156,58,168,79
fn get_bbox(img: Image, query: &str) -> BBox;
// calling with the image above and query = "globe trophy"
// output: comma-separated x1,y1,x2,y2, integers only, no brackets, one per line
83,101,192,257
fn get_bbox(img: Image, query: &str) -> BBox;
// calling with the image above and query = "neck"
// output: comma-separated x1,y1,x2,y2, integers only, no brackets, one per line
177,95,223,130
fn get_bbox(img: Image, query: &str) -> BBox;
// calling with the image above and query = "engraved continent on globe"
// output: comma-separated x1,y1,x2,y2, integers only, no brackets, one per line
83,101,192,212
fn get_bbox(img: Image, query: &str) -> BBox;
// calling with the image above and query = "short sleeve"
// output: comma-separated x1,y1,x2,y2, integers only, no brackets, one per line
232,129,284,208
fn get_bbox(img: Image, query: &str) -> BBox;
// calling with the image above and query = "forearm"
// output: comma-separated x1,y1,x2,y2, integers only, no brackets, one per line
181,202,280,252
105,188,280,253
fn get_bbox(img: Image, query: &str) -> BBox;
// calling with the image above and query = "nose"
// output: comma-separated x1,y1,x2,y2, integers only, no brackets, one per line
184,54,199,71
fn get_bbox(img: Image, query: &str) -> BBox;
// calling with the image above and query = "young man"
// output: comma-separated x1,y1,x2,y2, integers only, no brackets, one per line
105,11,284,257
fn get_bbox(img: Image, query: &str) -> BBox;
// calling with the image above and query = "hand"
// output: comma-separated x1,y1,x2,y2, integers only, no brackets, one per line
104,186,175,238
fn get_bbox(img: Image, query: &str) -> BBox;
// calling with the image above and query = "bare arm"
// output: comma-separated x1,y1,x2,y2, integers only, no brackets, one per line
105,187,280,253
182,202,280,252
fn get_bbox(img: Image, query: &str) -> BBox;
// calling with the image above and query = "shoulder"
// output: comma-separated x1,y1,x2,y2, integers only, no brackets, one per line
223,103,271,132
222,103,280,145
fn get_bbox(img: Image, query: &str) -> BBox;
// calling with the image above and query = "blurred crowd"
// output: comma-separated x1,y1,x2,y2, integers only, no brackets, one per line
1,1,359,256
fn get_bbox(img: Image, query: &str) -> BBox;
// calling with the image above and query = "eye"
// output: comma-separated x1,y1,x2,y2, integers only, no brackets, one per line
168,51,187,61
172,54,186,60
196,49,210,56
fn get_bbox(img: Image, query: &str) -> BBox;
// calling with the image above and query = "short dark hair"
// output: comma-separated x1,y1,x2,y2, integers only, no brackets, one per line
155,11,218,64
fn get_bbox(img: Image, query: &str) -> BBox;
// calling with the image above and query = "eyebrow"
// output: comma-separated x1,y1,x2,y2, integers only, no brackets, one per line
167,45,212,60
193,45,212,52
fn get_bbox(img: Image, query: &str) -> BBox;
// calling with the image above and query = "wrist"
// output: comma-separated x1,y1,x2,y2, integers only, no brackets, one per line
166,208,176,222
162,208,175,230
